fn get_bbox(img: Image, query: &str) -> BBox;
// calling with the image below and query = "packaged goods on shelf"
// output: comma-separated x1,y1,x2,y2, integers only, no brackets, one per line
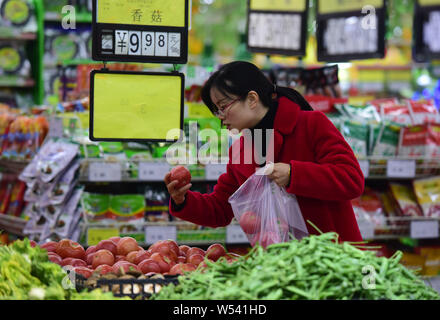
400,252,426,273
389,183,423,217
379,103,413,125
0,0,37,33
0,173,26,217
351,187,387,230
370,122,402,157
406,99,438,125
0,105,49,160
398,124,440,158
416,247,440,276
339,120,369,157
19,139,82,242
304,95,348,113
413,176,440,218
108,194,145,222
144,186,171,222
81,192,110,222
43,26,91,67
0,42,31,77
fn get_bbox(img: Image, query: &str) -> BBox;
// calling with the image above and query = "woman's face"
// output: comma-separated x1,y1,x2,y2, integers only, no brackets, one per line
210,87,255,132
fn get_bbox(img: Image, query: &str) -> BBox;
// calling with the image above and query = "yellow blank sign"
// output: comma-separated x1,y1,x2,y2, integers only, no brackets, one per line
91,71,184,141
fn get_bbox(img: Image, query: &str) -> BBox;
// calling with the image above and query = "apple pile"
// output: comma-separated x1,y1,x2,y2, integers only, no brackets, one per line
38,237,240,279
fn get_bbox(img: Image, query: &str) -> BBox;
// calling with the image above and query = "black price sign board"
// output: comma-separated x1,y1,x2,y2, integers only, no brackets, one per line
414,0,440,62
246,0,309,56
316,0,387,62
90,70,185,142
92,0,189,64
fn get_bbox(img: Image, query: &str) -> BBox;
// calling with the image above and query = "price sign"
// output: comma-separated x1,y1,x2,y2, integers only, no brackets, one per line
316,0,386,62
410,220,439,239
139,162,171,181
357,220,375,240
246,0,309,56
226,225,249,244
414,0,440,61
358,160,369,178
145,225,177,244
89,70,184,142
205,164,227,181
89,162,122,181
92,0,189,64
386,160,416,178
87,228,119,246
48,116,64,138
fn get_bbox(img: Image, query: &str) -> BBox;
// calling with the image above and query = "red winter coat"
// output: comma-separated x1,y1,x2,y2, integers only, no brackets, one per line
169,97,364,242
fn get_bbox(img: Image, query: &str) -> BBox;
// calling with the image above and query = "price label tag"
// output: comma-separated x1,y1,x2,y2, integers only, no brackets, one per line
410,220,439,239
226,225,249,244
48,116,64,138
205,164,227,181
89,162,122,181
357,220,375,240
358,160,369,178
87,228,119,246
145,226,177,244
247,0,308,56
386,160,416,178
93,0,189,64
139,162,171,181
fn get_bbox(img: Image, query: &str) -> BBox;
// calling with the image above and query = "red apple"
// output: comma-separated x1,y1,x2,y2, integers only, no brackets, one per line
239,211,261,234
206,243,226,262
170,165,191,189
96,240,117,256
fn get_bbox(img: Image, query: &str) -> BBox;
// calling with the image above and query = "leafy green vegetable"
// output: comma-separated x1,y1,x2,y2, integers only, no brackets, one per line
0,239,126,300
152,232,440,300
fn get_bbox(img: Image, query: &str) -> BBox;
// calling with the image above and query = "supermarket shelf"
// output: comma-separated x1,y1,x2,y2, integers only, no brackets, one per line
0,158,30,175
80,220,229,247
79,158,226,183
358,156,440,180
0,214,27,237
44,12,92,23
0,77,35,88
0,32,37,41
359,216,440,240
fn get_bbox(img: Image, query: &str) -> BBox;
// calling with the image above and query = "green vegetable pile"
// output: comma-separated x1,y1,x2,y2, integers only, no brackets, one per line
153,232,440,300
0,239,128,300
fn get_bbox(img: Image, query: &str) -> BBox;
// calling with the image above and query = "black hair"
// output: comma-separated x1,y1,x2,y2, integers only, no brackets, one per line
201,61,313,114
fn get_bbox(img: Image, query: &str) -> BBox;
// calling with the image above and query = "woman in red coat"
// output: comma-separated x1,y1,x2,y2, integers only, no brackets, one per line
164,61,364,242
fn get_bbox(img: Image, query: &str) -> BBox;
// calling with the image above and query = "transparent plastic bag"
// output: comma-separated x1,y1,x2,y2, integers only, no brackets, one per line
228,165,309,248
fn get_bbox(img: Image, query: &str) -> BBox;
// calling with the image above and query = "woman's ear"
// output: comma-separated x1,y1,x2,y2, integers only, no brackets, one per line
247,91,260,109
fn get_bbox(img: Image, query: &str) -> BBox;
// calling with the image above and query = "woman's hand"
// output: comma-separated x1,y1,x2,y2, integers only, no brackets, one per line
266,163,291,188
164,172,192,205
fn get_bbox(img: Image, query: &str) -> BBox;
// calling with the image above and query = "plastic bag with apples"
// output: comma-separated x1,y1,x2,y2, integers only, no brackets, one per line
228,164,309,248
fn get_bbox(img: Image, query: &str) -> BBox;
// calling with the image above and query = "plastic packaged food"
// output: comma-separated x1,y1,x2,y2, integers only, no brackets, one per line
81,192,110,222
340,120,369,157
389,183,423,217
352,187,386,228
108,194,145,222
413,176,440,218
20,140,79,184
398,124,440,158
39,160,80,206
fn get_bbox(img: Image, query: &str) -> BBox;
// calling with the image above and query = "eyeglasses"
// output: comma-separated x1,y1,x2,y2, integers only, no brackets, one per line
213,98,240,118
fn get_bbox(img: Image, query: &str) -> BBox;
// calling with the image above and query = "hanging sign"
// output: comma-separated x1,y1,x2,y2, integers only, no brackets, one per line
246,0,309,56
413,0,440,62
92,0,189,64
316,0,387,62
89,70,185,142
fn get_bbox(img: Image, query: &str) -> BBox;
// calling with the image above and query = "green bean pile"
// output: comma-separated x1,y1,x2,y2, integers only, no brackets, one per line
153,232,440,300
